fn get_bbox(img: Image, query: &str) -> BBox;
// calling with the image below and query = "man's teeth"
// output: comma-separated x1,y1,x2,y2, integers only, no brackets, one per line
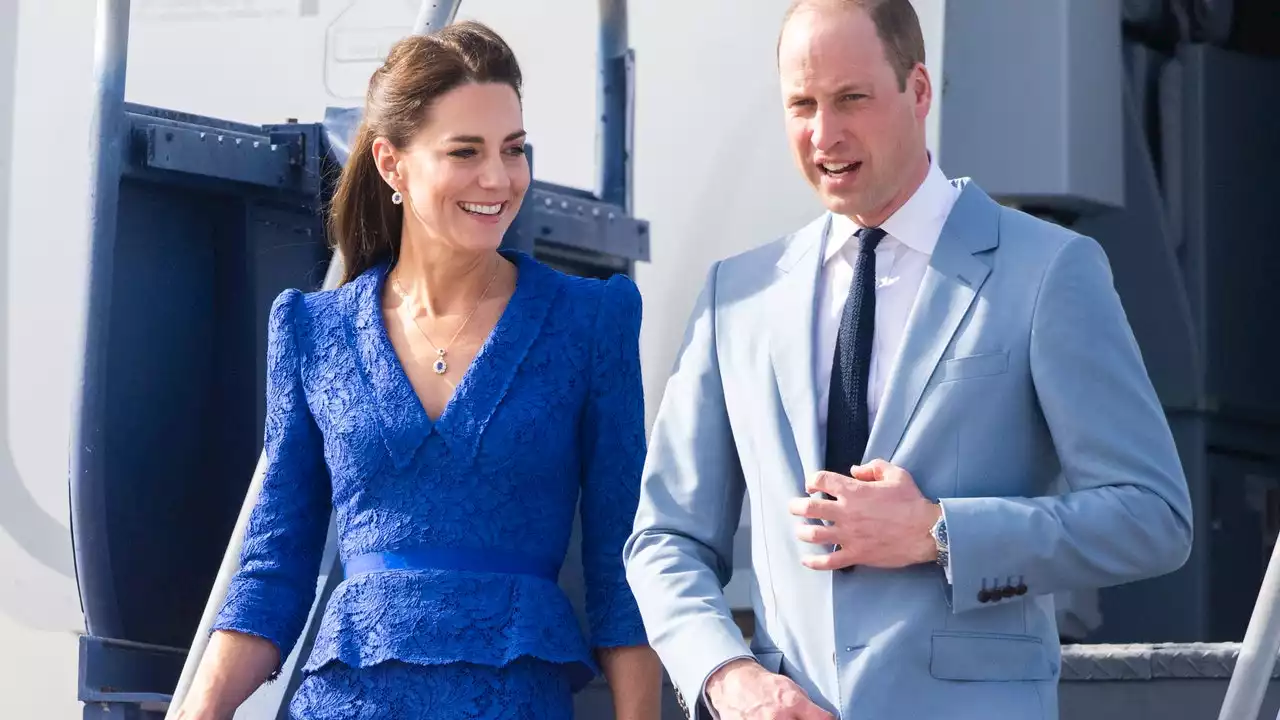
822,162,854,173
461,202,503,215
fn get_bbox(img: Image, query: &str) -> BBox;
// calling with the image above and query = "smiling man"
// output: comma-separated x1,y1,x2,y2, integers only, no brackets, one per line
623,1,1194,719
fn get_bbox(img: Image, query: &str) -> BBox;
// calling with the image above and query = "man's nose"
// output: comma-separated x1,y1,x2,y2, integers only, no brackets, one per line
809,110,840,153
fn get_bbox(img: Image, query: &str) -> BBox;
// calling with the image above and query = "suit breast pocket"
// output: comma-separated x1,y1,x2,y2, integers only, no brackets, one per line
936,351,1009,384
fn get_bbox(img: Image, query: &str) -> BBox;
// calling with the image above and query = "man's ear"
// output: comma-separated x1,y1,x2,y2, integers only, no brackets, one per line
911,63,932,120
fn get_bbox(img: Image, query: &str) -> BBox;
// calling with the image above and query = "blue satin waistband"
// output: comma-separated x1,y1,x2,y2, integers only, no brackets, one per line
342,546,561,582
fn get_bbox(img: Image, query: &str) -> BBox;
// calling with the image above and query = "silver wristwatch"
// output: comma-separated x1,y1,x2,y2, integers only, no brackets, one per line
929,510,949,567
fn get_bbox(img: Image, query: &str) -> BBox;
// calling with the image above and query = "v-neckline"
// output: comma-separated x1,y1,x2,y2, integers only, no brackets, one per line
374,251,524,429
348,249,557,470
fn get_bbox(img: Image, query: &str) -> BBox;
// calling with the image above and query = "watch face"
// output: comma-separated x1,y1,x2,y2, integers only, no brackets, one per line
932,516,948,548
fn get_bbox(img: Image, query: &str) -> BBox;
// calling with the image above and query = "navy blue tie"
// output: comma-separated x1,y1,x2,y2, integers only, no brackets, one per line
824,227,885,475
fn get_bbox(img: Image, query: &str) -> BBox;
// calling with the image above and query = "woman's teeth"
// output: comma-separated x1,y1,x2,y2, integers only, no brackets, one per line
821,162,856,174
460,202,503,216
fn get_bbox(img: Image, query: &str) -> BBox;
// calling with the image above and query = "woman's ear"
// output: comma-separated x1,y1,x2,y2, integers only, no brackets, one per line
371,136,401,192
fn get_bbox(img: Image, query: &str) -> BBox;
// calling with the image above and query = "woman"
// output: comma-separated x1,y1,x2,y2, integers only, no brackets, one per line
176,21,662,720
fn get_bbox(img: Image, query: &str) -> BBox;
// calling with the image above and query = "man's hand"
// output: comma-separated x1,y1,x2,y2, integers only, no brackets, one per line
705,659,834,720
788,459,941,571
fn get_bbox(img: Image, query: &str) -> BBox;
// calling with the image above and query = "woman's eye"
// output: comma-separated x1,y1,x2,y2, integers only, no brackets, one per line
449,148,477,158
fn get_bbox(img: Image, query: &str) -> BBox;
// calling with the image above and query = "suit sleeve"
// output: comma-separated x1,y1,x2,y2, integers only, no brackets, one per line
577,274,649,648
211,289,332,675
623,262,752,718
940,234,1193,614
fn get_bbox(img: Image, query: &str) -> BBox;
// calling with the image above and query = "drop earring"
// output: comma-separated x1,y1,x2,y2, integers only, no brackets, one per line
391,190,403,205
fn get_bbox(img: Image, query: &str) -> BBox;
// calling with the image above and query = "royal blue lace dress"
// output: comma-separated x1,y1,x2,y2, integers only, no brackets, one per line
210,250,649,719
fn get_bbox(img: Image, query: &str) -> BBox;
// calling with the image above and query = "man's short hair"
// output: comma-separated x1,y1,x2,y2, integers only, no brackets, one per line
779,0,926,91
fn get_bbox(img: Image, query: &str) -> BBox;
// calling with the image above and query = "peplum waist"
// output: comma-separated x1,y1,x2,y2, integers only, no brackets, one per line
300,567,600,691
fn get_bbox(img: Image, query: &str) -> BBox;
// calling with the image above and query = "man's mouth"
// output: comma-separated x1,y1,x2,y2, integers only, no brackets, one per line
819,161,861,176
459,201,506,216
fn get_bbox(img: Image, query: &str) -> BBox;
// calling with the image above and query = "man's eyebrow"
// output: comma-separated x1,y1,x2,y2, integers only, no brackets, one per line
833,83,870,95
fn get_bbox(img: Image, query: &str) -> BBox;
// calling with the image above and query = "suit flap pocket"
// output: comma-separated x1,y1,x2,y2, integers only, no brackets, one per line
937,352,1009,383
930,632,1053,681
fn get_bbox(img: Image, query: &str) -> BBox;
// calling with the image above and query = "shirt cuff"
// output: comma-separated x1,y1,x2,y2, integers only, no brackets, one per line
940,501,953,584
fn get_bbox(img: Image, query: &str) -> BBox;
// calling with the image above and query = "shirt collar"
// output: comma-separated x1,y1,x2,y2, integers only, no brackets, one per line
823,156,958,265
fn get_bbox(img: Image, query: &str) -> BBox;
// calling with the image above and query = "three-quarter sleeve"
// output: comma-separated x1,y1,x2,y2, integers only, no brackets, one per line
211,289,331,672
577,274,649,649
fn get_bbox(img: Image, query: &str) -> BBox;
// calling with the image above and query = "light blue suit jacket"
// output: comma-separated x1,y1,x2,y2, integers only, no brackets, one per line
623,180,1193,719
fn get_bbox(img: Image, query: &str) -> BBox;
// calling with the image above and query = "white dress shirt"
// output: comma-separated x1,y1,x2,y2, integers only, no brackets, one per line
814,159,960,583
814,158,961,436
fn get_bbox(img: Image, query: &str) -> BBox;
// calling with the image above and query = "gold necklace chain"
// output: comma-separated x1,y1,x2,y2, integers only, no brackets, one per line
391,259,500,376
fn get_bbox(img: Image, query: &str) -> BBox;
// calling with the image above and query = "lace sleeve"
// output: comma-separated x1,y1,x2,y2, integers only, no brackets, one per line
577,274,650,649
211,289,331,675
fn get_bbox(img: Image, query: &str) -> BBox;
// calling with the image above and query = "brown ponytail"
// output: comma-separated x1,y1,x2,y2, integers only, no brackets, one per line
328,21,524,285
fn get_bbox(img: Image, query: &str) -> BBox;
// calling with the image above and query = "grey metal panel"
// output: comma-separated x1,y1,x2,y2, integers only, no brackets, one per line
1162,45,1280,422
938,0,1124,214
1073,69,1201,412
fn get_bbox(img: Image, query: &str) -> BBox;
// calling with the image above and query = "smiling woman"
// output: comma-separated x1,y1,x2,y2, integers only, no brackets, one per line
173,19,662,720
330,22,530,285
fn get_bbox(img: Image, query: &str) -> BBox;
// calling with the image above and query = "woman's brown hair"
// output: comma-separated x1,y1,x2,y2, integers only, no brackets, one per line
328,21,524,285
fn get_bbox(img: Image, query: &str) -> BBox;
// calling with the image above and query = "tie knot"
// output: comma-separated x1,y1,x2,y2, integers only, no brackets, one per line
854,227,886,253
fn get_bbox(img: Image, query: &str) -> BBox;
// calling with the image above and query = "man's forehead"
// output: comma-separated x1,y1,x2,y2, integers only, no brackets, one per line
779,13,886,91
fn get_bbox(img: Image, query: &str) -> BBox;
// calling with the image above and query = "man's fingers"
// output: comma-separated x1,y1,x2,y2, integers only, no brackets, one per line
849,458,889,481
805,470,849,496
795,522,839,545
788,495,838,521
801,546,857,571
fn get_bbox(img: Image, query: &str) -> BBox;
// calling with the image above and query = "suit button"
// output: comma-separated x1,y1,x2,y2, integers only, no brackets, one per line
1015,583,1028,595
978,589,991,603
1001,585,1017,598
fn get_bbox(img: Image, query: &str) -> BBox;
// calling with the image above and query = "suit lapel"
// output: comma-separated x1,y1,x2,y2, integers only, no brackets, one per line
864,181,1001,462
769,214,830,481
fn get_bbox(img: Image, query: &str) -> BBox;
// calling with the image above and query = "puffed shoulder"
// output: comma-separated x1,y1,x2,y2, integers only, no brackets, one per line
593,273,643,335
268,287,306,323
266,285,339,342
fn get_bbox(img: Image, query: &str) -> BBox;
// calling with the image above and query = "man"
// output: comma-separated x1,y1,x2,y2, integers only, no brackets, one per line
622,1,1193,718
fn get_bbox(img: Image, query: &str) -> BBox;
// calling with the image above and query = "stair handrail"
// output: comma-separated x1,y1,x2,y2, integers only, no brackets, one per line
1218,533,1280,719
